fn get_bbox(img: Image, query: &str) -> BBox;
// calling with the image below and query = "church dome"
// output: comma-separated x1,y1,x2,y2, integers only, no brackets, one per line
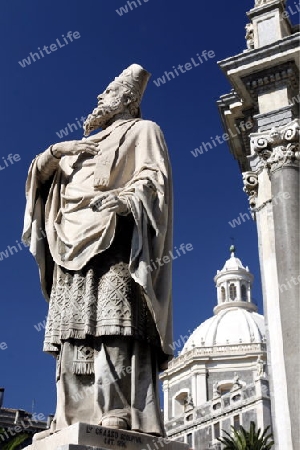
181,307,265,353
181,247,265,354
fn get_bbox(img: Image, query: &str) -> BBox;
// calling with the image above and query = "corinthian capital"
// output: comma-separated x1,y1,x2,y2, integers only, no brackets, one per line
250,120,300,173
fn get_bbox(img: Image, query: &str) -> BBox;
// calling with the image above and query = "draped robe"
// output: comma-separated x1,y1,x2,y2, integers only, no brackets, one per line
22,118,173,433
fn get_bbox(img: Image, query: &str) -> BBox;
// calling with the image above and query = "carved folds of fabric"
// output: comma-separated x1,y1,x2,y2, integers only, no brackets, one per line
44,260,159,355
44,216,160,363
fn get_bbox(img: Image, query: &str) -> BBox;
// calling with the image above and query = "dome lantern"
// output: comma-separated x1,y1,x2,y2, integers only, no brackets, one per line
214,247,255,315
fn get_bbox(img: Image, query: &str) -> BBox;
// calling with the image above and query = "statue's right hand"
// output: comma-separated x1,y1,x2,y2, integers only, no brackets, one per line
51,140,98,158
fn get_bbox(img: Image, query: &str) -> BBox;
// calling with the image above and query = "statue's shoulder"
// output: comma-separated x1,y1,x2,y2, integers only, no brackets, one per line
133,119,163,135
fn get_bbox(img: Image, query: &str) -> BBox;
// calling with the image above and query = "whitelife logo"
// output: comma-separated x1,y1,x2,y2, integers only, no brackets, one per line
116,0,150,16
191,120,253,157
18,31,81,68
145,243,193,273
153,50,215,87
0,153,21,172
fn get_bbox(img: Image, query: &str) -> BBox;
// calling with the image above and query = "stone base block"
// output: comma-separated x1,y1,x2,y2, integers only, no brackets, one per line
24,423,189,450
57,446,107,450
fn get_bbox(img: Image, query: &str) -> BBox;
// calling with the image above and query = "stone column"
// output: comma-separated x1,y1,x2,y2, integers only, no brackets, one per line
247,282,251,303
251,120,300,448
225,280,229,302
216,284,221,304
243,164,293,449
236,280,242,301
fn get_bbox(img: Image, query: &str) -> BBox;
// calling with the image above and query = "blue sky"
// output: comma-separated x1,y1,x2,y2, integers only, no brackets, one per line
0,0,297,418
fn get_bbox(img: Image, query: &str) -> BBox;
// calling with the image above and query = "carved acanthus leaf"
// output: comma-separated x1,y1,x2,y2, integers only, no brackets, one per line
243,171,259,210
250,120,300,173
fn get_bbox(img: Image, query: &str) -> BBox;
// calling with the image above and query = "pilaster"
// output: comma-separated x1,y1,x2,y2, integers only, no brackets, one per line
248,0,291,49
195,370,207,406
162,380,169,423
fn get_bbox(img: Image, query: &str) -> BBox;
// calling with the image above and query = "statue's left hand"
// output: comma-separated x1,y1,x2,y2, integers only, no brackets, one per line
90,194,129,215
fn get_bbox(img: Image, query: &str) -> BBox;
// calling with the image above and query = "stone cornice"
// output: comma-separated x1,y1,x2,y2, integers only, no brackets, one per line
218,33,299,75
213,301,257,315
162,343,267,377
254,0,285,4
249,0,287,16
250,119,300,172
218,33,300,108
242,61,299,106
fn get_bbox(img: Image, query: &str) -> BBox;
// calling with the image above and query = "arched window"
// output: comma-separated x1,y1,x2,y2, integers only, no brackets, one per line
173,391,188,417
241,285,247,301
229,283,237,300
221,286,226,302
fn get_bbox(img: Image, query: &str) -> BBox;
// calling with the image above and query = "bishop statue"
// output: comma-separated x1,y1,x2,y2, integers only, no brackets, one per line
23,64,173,437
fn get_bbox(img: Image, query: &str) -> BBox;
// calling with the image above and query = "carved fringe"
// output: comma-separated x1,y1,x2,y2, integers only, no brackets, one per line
73,361,94,375
49,325,134,342
44,326,135,354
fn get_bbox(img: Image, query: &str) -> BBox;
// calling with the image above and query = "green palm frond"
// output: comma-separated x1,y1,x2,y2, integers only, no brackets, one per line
217,421,274,449
0,428,31,450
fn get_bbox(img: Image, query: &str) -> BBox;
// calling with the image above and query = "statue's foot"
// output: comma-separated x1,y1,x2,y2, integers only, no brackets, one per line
101,417,129,430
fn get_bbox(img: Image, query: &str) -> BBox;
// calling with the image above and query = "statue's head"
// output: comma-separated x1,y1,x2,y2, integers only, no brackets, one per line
83,64,151,136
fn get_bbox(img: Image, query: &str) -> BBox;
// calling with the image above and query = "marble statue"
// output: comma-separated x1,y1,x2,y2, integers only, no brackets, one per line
256,355,265,378
22,64,173,437
183,394,194,413
213,383,220,398
245,23,254,50
232,372,242,390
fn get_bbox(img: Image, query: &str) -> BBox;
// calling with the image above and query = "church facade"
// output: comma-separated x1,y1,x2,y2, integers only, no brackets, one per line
161,248,272,449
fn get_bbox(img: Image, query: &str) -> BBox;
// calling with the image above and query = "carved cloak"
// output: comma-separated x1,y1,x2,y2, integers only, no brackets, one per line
22,119,173,367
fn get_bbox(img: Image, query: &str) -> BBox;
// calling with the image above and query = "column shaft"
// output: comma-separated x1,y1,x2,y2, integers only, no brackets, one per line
271,165,300,448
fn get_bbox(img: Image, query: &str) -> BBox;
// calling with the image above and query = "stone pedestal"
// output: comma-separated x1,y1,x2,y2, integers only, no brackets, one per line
24,423,190,450
57,447,107,450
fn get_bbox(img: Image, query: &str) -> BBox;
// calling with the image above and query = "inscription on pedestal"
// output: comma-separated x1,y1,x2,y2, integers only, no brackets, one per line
24,423,189,450
85,425,168,450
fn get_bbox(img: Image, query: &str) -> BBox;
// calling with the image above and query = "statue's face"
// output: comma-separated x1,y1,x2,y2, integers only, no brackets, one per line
96,83,122,110
83,82,128,135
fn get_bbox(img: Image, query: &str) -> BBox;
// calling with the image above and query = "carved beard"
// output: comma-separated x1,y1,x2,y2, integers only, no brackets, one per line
83,97,124,136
